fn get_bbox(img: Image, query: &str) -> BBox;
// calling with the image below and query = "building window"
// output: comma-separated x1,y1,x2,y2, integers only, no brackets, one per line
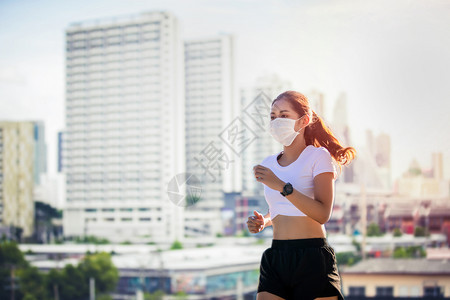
399,286,409,297
424,286,443,297
348,286,365,296
376,286,393,297
411,286,420,296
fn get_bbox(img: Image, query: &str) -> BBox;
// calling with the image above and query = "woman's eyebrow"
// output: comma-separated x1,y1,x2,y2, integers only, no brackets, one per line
270,110,290,114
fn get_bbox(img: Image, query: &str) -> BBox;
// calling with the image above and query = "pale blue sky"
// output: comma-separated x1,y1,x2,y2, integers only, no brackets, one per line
1,0,449,181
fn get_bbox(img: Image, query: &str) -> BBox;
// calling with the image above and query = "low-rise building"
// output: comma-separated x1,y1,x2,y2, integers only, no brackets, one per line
341,258,450,298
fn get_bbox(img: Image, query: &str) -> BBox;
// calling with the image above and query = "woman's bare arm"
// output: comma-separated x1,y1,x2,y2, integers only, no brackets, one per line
282,172,335,224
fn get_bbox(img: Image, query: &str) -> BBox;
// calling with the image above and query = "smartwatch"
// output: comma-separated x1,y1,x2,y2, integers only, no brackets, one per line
280,182,293,197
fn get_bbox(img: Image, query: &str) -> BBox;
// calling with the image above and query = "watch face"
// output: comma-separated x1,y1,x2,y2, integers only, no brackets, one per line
286,184,293,193
283,183,293,195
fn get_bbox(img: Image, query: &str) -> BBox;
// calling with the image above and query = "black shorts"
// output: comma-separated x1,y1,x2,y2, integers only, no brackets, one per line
257,237,345,300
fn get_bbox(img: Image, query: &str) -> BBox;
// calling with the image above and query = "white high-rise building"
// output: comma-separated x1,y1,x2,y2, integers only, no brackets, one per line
63,11,185,243
332,92,352,147
184,35,237,237
432,152,444,180
375,132,392,189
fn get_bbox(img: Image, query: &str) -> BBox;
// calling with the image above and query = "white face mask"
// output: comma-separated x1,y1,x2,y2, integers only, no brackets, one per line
269,115,306,146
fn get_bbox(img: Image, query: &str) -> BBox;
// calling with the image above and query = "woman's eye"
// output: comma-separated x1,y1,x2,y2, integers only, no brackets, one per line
270,115,287,120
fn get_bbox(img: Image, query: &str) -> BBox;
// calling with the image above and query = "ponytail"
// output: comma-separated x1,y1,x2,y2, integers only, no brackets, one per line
305,110,356,173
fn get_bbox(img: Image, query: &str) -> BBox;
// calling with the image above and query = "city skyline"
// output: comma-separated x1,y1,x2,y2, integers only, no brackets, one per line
1,0,449,182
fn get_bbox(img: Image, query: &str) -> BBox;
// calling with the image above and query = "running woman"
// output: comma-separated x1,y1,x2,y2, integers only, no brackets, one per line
249,91,356,300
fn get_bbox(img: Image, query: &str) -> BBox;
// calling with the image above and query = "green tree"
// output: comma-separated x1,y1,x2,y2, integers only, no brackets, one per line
45,268,64,300
336,252,362,266
367,223,383,237
59,264,88,300
1,240,119,300
78,252,119,294
393,228,402,237
174,290,188,299
45,253,118,300
171,240,183,250
0,240,26,266
255,238,265,245
408,167,422,176
393,246,426,258
75,235,110,244
97,294,113,300
236,229,250,237
17,266,48,299
0,240,28,300
393,246,407,258
144,289,165,300
23,294,38,300
351,239,361,252
414,226,430,237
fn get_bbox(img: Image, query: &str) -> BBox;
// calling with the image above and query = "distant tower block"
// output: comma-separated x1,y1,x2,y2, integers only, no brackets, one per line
432,152,443,180
307,89,326,118
332,92,351,146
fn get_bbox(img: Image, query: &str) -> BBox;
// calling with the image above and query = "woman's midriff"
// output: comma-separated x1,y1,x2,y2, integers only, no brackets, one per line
271,214,326,239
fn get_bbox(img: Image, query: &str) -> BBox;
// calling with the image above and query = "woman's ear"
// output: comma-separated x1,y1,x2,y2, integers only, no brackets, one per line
301,114,310,127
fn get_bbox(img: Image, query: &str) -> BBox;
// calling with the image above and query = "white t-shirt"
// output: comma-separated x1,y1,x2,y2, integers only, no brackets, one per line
259,145,337,219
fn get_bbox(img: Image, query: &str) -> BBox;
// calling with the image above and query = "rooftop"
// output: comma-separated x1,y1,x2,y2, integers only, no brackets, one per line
29,244,266,273
342,258,450,275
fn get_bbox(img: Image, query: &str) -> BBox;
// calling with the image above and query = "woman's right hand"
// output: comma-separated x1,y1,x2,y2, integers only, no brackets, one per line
247,210,266,234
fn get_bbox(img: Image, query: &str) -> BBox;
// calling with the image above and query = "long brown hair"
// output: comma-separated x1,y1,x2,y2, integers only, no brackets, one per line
272,91,356,174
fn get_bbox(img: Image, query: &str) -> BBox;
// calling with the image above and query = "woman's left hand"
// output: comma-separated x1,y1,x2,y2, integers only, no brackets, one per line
253,165,285,192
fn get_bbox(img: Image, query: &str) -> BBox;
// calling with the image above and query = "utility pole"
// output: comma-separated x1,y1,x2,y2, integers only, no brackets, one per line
359,153,368,261
361,182,367,261
53,284,59,300
136,289,144,300
84,218,89,240
236,277,243,300
158,251,164,293
89,277,95,300
53,252,61,300
10,266,15,300
136,256,146,300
